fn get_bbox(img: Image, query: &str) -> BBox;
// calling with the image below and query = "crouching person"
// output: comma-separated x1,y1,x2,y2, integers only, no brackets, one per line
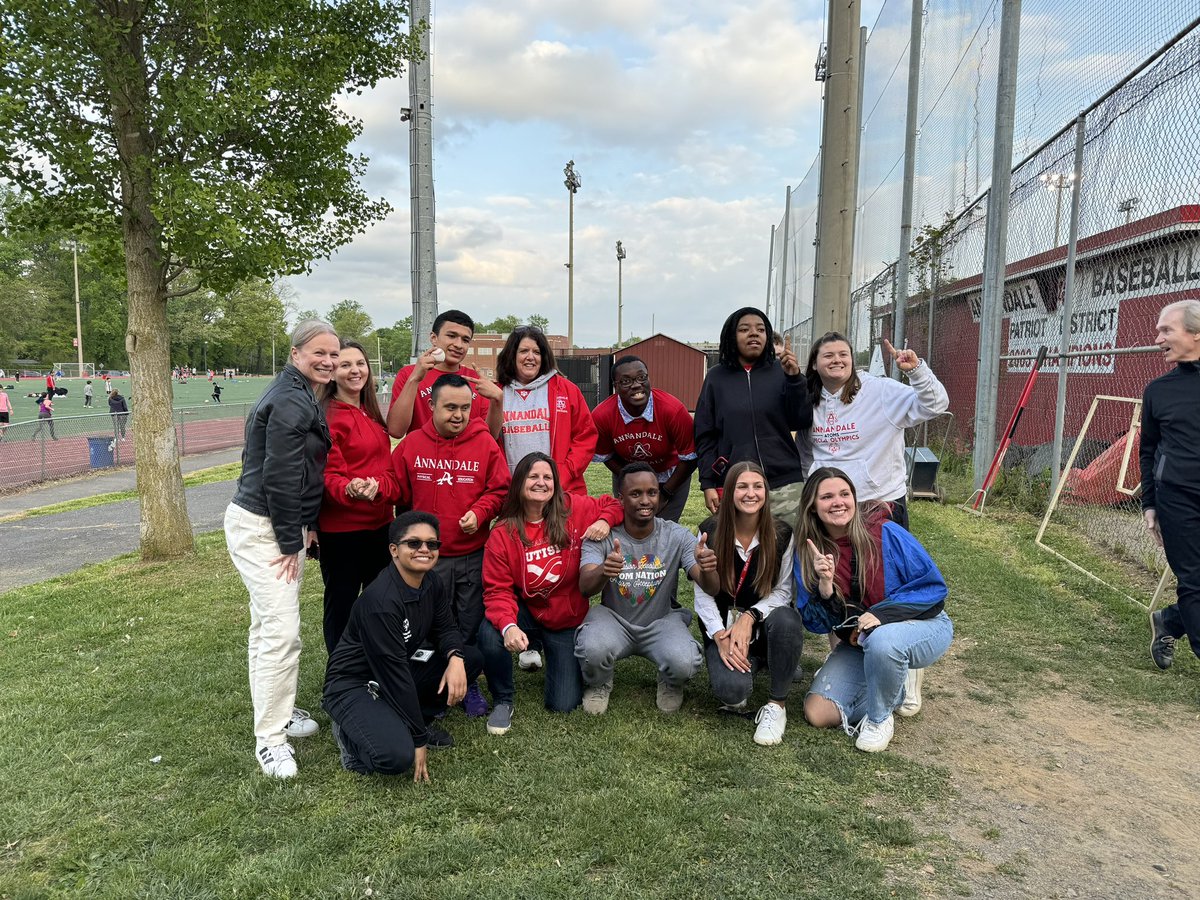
322,511,484,780
575,463,711,714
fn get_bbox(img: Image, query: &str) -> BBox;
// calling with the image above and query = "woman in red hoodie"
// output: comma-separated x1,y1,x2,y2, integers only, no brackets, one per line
479,451,621,734
317,339,401,652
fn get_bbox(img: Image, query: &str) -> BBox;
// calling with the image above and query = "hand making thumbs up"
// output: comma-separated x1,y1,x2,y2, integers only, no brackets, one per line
602,537,625,578
695,532,717,572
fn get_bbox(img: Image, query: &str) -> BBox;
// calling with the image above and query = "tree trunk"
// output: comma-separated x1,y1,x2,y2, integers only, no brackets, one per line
105,2,194,560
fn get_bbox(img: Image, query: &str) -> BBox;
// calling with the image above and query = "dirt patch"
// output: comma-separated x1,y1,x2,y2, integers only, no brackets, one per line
898,656,1200,898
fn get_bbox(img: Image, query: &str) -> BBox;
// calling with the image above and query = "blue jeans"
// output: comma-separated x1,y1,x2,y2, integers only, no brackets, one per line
808,611,953,727
478,604,583,712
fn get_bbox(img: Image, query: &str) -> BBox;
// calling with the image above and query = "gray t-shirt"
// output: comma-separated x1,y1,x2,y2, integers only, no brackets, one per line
581,519,697,627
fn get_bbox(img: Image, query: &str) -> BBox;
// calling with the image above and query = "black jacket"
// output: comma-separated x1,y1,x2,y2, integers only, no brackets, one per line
1141,359,1200,510
230,365,331,553
322,565,464,749
693,360,812,490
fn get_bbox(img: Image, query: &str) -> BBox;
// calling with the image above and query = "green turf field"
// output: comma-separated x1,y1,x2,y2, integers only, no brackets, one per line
0,374,277,427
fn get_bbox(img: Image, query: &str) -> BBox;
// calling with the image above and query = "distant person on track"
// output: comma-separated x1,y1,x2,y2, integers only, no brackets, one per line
108,389,129,441
805,332,948,531
30,393,57,441
0,387,12,441
591,356,697,523
224,319,340,779
1143,299,1200,672
693,307,811,526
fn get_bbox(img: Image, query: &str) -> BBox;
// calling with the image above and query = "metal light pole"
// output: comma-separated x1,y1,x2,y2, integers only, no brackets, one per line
203,340,208,373
1118,197,1139,224
615,240,626,346
1040,171,1075,246
564,160,581,349
73,244,85,373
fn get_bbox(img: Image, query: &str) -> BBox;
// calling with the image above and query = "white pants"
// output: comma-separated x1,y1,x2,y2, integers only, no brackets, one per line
224,503,304,748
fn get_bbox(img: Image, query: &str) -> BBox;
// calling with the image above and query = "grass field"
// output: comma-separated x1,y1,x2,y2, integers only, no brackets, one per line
0,375,278,427
2,464,1194,898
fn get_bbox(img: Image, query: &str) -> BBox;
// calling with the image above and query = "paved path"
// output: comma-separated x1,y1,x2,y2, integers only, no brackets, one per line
0,448,243,594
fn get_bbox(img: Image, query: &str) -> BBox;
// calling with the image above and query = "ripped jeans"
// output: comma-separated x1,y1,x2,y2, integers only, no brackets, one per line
807,611,953,728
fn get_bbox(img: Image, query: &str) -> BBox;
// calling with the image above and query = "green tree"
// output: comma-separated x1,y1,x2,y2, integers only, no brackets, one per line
480,315,521,335
327,299,373,344
527,314,549,331
370,317,413,372
0,0,422,558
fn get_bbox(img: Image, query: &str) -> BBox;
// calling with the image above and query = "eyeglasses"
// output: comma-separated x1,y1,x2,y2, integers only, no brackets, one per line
615,373,649,388
396,538,442,551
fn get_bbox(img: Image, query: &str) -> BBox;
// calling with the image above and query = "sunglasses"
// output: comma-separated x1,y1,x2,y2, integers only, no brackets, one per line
395,538,442,551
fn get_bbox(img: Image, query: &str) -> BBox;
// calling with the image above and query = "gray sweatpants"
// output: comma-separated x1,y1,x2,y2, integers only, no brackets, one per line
574,604,702,688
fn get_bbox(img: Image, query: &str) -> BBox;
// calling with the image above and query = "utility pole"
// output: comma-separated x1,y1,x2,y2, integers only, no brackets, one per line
892,0,923,379
615,240,626,346
813,0,862,337
765,224,776,320
73,243,84,373
408,0,438,360
778,186,792,333
972,0,1023,491
564,160,581,349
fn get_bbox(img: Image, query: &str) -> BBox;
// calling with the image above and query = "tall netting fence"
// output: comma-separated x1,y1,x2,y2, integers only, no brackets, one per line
767,155,819,361
867,10,1200,604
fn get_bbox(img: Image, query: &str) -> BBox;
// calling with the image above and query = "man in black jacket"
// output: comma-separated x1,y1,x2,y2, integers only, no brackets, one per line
323,511,484,781
1143,300,1200,671
693,307,812,524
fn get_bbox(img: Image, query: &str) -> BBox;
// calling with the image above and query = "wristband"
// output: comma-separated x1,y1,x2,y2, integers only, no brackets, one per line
746,607,764,624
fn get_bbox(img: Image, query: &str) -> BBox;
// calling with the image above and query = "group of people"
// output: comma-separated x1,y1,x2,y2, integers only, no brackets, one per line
224,305,957,781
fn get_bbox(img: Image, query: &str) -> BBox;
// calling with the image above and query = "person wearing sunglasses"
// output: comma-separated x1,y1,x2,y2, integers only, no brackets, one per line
391,373,511,719
692,461,804,746
322,511,484,781
591,356,697,523
793,467,953,753
478,452,622,735
495,325,597,496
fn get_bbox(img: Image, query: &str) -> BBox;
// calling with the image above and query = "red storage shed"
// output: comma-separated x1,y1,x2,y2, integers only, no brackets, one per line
615,334,708,412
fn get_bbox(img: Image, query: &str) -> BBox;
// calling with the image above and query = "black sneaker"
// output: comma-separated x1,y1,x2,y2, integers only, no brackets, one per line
1150,609,1176,670
426,724,455,750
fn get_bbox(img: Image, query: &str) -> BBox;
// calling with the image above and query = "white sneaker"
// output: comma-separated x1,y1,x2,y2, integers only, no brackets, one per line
257,742,298,778
855,715,895,752
897,668,924,718
753,702,787,745
582,680,613,715
285,707,319,738
518,650,543,671
656,679,684,714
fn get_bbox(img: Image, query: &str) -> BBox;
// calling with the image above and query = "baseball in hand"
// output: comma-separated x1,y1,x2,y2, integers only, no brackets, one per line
430,347,446,363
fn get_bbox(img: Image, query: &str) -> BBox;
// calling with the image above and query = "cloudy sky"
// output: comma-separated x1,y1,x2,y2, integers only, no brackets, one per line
284,0,844,346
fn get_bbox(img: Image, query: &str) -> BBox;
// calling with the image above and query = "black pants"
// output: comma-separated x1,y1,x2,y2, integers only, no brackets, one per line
324,646,484,775
705,605,805,705
887,494,910,531
432,549,485,645
318,525,392,652
1155,483,1200,658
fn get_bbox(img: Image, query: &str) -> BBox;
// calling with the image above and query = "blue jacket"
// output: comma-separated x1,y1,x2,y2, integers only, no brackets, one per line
793,520,947,633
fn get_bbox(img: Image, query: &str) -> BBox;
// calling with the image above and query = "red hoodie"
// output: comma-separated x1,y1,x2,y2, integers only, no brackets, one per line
319,400,401,533
392,418,511,557
483,493,622,633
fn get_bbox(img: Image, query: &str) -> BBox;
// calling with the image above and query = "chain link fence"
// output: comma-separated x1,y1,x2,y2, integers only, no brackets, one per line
0,402,252,491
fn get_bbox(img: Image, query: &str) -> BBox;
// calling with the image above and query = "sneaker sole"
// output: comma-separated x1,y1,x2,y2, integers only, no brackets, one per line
486,723,511,736
855,739,891,753
753,734,784,746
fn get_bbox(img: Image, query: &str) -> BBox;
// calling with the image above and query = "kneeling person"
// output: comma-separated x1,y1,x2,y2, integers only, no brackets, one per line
322,512,484,781
575,463,711,714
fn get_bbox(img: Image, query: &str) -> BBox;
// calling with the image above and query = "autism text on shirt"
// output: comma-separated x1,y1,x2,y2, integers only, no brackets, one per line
412,456,481,472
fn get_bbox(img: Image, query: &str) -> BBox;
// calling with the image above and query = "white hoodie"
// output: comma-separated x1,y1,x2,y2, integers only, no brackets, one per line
809,364,949,502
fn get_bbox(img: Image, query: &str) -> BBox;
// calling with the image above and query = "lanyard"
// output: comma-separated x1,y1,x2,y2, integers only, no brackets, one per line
733,549,755,597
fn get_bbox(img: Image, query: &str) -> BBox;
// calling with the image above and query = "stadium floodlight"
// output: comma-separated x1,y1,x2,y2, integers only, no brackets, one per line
1039,171,1077,247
